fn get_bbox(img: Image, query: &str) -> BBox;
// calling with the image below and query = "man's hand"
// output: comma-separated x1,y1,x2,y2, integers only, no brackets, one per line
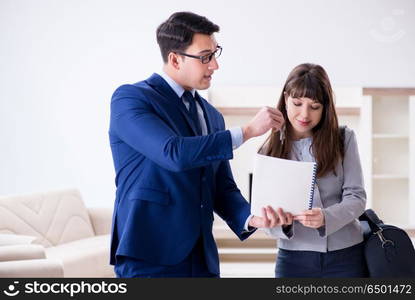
242,107,284,142
249,206,293,228
293,208,325,228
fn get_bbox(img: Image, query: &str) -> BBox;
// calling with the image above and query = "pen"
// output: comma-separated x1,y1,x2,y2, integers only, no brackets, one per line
280,124,286,143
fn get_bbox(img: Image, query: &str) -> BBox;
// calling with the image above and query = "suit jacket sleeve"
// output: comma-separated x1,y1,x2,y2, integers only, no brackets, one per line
110,84,233,172
212,115,256,241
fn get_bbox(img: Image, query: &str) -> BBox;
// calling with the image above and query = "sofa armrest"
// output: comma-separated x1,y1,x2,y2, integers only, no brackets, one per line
0,244,46,262
87,207,113,236
0,259,64,278
0,234,37,246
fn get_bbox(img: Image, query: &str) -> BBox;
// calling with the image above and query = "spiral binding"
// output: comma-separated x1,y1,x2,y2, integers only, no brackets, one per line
308,163,317,209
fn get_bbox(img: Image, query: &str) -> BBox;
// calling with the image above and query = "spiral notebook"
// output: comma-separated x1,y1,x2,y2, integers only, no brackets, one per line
250,154,317,216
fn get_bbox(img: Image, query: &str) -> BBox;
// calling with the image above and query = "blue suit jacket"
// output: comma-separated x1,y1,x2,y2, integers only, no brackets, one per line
108,73,254,274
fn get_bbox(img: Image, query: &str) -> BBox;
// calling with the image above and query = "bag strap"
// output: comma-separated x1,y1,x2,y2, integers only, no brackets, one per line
359,209,384,232
339,125,346,160
339,125,346,141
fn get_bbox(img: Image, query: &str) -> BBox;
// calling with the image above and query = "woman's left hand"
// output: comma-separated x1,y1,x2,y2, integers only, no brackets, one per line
293,208,325,228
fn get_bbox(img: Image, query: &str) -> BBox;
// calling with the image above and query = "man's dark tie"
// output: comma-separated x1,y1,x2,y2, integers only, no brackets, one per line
182,90,202,135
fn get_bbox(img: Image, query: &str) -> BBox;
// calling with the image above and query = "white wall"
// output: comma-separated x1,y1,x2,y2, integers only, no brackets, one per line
1,0,414,207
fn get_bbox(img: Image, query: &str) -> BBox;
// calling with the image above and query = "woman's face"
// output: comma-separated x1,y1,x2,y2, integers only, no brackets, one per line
285,95,323,139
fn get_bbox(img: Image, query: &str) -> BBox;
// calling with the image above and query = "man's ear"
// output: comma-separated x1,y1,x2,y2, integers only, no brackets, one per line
168,52,181,70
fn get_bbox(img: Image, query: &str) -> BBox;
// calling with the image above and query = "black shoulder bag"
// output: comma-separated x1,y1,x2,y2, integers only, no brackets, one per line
339,126,415,277
359,209,415,277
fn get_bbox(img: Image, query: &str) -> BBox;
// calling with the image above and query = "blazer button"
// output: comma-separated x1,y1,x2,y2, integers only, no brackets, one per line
200,204,204,208
202,176,206,182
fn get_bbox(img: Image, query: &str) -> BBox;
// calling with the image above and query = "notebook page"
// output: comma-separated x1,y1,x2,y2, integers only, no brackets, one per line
251,154,316,216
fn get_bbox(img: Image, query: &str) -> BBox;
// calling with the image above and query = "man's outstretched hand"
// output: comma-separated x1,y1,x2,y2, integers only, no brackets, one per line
249,206,293,228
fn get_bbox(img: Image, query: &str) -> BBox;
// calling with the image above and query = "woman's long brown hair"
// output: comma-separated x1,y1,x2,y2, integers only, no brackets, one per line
262,63,344,178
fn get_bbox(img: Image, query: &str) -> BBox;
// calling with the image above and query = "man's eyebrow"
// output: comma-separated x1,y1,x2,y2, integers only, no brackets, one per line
197,45,218,55
197,49,213,55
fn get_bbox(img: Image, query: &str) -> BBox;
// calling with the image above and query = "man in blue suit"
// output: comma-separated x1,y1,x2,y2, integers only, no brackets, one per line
109,11,284,277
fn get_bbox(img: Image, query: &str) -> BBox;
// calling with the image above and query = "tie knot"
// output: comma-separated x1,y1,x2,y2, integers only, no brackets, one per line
182,90,194,101
182,90,202,135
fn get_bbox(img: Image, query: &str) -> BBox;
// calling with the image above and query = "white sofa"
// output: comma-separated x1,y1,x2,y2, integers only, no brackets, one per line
0,189,114,277
0,244,64,277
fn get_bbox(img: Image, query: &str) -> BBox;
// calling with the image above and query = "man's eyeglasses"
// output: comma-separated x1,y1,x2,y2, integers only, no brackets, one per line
176,46,222,64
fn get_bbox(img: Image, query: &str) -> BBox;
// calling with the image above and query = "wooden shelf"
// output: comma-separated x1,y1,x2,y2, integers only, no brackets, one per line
220,262,275,278
363,88,415,96
216,106,360,116
373,174,408,179
373,134,408,139
216,107,261,116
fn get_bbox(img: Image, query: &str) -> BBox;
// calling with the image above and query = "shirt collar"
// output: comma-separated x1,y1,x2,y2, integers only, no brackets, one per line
159,71,196,98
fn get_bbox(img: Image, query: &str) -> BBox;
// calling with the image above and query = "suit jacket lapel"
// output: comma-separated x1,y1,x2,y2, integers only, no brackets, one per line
195,92,213,134
146,73,199,136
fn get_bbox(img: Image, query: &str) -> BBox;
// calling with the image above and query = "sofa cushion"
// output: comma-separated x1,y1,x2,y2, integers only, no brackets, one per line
0,258,64,278
0,244,46,261
0,189,95,247
45,235,114,277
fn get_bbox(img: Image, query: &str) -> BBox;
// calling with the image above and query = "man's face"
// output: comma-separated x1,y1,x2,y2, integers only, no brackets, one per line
177,33,219,90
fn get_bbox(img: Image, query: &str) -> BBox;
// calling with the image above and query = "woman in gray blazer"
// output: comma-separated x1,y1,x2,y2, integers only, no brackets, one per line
260,63,367,277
